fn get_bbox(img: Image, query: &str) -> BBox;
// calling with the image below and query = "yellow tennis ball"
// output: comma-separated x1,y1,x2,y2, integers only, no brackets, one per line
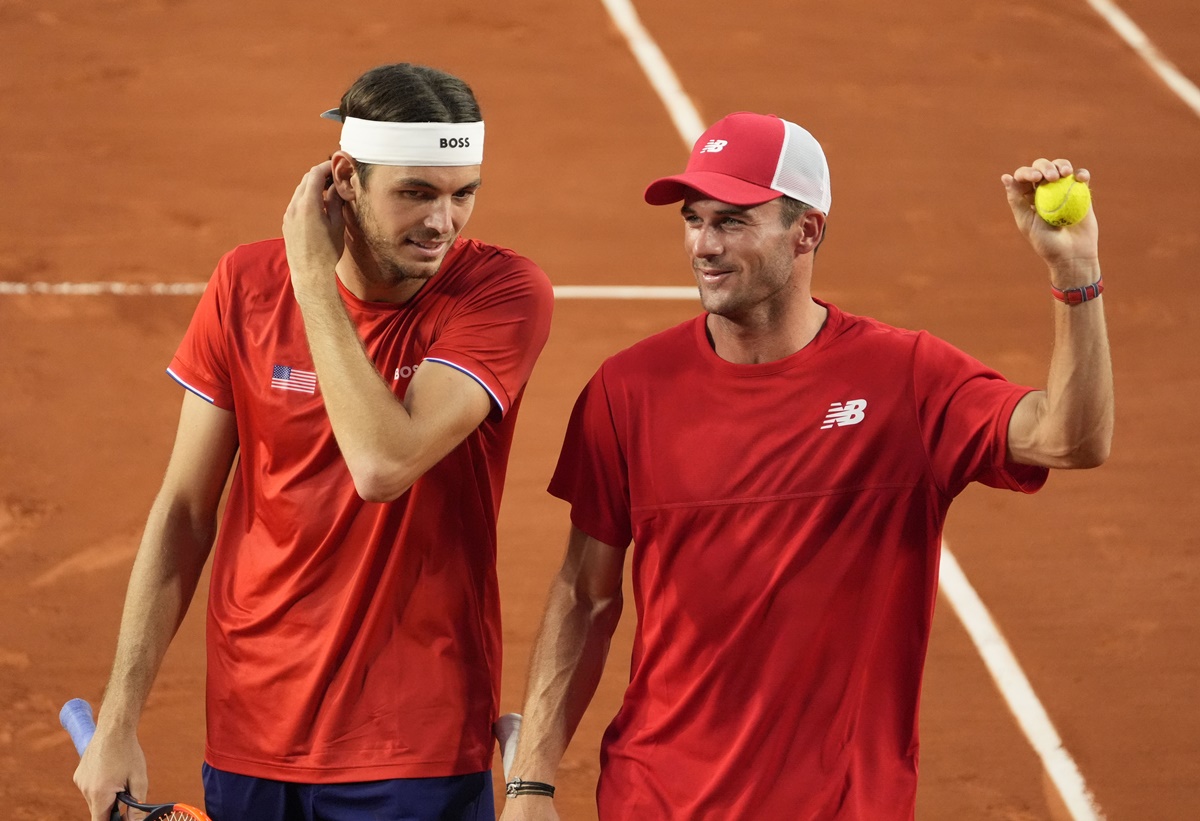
1034,174,1091,226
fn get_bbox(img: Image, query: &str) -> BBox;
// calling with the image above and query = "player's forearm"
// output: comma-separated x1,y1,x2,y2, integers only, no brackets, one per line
100,497,215,730
1016,260,1113,468
513,573,623,782
292,285,429,497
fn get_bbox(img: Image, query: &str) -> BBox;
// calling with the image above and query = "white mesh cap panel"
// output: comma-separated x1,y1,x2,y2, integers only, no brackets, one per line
771,120,832,213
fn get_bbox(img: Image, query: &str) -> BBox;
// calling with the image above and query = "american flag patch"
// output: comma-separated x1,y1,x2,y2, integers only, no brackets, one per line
271,365,317,395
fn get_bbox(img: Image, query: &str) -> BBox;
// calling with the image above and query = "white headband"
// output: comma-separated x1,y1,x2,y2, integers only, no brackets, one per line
321,111,485,166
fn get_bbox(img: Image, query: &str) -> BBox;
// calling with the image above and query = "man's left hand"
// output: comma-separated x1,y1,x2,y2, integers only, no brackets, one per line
1002,159,1099,279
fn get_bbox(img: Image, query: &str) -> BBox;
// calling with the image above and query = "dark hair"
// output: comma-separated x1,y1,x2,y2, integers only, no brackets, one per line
337,63,482,185
778,195,810,227
778,195,826,253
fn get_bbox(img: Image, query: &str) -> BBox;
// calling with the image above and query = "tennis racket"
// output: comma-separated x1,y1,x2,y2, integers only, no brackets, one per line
60,698,211,821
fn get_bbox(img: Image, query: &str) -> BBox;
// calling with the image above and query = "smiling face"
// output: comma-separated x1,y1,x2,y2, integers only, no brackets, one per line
681,194,806,322
343,161,481,301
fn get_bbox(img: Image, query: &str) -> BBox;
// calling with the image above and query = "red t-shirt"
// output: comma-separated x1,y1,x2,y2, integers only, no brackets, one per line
168,236,553,782
549,303,1046,820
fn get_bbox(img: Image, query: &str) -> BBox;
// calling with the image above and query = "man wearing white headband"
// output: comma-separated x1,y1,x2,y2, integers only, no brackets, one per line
75,63,553,821
503,113,1113,820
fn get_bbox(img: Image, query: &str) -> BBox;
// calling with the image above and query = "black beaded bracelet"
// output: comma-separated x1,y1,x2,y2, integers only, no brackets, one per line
505,778,556,797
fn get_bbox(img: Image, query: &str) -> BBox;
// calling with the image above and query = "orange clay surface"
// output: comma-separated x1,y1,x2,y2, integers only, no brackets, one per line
2,1,1199,819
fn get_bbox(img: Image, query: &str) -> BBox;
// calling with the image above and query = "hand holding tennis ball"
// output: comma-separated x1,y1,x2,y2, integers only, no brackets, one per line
1034,174,1091,226
1002,159,1098,266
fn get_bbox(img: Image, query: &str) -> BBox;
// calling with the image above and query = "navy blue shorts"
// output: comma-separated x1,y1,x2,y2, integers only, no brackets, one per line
201,763,494,821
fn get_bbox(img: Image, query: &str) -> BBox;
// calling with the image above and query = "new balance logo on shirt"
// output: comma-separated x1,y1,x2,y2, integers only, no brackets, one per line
821,399,867,429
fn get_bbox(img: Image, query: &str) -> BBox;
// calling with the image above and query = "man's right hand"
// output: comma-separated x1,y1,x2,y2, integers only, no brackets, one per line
499,795,561,821
73,725,148,821
283,160,346,303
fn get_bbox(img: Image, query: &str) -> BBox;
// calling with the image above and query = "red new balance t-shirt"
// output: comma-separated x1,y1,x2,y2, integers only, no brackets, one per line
549,302,1046,820
168,236,553,781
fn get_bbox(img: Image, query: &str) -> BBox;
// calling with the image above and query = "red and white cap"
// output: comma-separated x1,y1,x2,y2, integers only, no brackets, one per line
644,112,831,213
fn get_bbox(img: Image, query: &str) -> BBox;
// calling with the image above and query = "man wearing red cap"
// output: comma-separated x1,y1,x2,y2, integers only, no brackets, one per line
500,112,1112,820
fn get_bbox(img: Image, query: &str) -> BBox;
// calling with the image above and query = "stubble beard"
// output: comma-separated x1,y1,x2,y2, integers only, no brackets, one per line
358,204,452,288
367,233,441,286
696,243,795,322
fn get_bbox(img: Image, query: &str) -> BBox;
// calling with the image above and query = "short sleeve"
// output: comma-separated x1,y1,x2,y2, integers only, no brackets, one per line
167,254,234,409
913,332,1048,497
548,364,633,550
424,258,554,419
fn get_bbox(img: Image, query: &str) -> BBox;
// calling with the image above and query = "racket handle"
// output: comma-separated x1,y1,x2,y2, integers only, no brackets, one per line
494,712,522,781
60,697,98,757
60,698,127,821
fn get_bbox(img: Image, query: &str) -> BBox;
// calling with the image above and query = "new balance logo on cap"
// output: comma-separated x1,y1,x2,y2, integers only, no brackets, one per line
644,112,832,212
821,399,867,429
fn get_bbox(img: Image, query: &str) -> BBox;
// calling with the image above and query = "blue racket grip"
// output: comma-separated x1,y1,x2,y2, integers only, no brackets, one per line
60,698,97,757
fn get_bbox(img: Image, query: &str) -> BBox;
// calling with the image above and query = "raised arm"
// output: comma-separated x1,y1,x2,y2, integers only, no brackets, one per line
282,161,492,502
1003,159,1113,469
284,292,490,502
499,526,627,821
73,392,238,821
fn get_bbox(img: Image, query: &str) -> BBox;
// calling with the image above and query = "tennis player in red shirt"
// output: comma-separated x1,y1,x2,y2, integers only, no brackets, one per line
500,112,1112,820
73,63,553,821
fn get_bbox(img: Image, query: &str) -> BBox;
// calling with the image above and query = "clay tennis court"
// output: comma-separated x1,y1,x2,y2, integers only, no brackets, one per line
2,0,1197,818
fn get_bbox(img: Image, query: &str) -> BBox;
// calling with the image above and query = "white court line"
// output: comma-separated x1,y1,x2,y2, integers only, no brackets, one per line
0,281,699,300
0,281,207,295
599,0,1108,818
1086,0,1200,118
940,544,1106,820
555,285,694,300
596,0,706,147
